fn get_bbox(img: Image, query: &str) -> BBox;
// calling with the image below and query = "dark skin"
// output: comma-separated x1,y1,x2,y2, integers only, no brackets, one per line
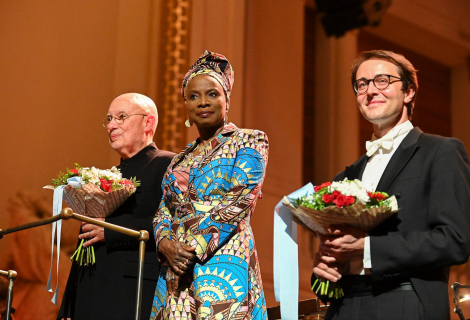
186,74,227,142
159,74,228,293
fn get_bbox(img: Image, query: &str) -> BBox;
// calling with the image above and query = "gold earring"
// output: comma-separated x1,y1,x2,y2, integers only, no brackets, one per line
185,119,193,127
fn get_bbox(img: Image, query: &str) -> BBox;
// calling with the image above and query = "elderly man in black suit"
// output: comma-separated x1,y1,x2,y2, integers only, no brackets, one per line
58,93,175,320
313,50,470,320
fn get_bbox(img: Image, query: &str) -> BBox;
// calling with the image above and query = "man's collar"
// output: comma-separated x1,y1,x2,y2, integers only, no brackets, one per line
120,142,156,166
371,120,413,142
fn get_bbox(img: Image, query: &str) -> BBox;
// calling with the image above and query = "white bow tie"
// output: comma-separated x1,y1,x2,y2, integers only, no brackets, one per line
366,137,394,157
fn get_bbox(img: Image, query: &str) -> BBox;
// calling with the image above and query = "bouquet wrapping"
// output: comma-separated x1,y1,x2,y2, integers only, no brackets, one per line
283,179,398,299
282,194,398,235
62,183,134,218
45,164,140,266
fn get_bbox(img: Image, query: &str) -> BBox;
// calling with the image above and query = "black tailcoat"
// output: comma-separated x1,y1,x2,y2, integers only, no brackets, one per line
58,143,174,320
329,128,470,319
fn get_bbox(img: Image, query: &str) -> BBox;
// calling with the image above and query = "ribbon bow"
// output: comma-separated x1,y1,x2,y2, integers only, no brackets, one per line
366,137,394,157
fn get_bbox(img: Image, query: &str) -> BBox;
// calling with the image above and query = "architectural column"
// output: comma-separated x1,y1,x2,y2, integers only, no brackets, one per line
313,19,360,184
156,0,192,153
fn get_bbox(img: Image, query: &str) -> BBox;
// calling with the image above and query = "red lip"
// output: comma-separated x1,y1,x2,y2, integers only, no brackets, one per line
110,134,120,141
198,111,213,118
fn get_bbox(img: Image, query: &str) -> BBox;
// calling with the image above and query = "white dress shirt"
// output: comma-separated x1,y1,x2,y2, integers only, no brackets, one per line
360,120,414,273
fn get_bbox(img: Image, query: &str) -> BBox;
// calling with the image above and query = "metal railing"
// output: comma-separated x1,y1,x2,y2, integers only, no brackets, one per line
0,269,17,320
0,208,149,320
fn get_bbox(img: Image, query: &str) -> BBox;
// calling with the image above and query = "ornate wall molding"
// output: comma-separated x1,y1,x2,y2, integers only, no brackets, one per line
156,0,192,153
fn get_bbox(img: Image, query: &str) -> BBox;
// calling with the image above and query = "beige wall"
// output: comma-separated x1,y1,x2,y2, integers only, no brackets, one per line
0,0,159,218
0,1,118,221
0,0,157,313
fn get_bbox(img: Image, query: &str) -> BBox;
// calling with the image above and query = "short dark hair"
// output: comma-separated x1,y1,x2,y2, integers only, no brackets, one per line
350,50,418,119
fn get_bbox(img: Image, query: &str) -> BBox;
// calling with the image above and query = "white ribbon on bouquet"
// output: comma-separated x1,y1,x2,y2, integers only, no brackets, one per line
45,176,82,305
273,183,314,320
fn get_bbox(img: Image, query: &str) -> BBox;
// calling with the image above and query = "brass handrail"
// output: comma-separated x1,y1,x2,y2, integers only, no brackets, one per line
0,270,17,320
0,208,149,320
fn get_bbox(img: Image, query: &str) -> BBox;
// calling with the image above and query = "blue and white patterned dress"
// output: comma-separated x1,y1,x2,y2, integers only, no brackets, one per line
150,123,269,320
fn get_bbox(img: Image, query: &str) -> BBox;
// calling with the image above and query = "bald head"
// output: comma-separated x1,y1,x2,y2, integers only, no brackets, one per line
113,93,158,133
106,93,158,159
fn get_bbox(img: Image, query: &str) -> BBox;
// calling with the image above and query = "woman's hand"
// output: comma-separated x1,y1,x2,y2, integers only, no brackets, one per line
79,218,105,247
166,267,180,295
159,238,196,275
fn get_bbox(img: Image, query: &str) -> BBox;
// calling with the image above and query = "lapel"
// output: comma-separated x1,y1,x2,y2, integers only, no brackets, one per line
169,122,239,171
168,141,196,173
202,122,238,161
344,155,368,180
375,127,423,192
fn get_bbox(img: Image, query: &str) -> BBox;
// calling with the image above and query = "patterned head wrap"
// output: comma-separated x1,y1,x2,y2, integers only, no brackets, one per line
182,50,234,110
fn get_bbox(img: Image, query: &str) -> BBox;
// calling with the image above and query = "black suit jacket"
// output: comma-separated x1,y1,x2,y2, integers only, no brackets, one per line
58,143,175,320
333,127,470,319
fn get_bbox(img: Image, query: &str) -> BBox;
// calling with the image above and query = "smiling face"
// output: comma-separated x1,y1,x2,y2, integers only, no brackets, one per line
106,96,148,159
185,74,227,132
355,59,415,136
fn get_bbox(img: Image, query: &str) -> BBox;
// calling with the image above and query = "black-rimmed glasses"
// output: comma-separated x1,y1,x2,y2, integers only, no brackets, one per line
102,113,147,127
353,74,402,94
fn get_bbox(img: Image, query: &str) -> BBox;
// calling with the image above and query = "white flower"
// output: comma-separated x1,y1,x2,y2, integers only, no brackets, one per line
330,179,370,204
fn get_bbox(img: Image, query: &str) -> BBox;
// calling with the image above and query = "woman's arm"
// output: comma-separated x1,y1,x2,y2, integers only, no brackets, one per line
192,130,269,262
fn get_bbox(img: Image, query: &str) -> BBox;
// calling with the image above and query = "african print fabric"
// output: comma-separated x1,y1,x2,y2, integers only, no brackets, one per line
150,123,268,320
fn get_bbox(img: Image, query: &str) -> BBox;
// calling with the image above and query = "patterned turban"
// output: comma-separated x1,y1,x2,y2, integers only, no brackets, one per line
181,50,234,110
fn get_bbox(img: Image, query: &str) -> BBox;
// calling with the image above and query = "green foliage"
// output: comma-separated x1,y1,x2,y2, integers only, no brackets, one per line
51,163,81,187
290,186,334,210
365,191,390,208
129,176,141,188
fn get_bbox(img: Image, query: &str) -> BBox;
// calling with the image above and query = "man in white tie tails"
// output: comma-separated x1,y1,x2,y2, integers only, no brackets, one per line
312,50,470,320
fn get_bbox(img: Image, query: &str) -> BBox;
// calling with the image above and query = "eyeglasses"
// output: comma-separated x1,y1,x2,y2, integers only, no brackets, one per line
353,74,402,94
102,113,147,127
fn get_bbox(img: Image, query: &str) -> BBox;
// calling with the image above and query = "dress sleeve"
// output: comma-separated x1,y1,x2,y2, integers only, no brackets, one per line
153,185,175,250
190,130,269,262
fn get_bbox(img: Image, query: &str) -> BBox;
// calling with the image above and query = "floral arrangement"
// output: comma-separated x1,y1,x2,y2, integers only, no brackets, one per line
46,164,140,266
283,178,398,299
294,180,391,210
51,163,139,193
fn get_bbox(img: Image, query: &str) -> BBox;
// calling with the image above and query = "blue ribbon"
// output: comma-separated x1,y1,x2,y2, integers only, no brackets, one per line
46,177,81,305
273,183,314,320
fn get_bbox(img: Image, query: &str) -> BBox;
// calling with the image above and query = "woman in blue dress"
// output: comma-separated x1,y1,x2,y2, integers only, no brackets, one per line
150,51,269,320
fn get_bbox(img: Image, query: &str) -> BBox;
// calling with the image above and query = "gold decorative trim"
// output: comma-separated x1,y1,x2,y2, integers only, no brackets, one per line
157,0,192,153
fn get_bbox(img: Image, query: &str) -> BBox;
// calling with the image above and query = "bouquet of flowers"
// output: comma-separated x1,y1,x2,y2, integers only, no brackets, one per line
45,164,140,266
282,178,398,299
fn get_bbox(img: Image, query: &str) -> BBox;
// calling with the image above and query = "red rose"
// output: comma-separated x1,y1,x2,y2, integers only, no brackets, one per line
322,190,341,204
369,192,387,201
69,169,79,175
100,178,113,192
334,194,355,208
119,179,133,186
314,182,332,192
322,194,334,203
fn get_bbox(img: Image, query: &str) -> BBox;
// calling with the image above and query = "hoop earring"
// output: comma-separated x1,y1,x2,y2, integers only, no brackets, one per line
185,119,193,128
